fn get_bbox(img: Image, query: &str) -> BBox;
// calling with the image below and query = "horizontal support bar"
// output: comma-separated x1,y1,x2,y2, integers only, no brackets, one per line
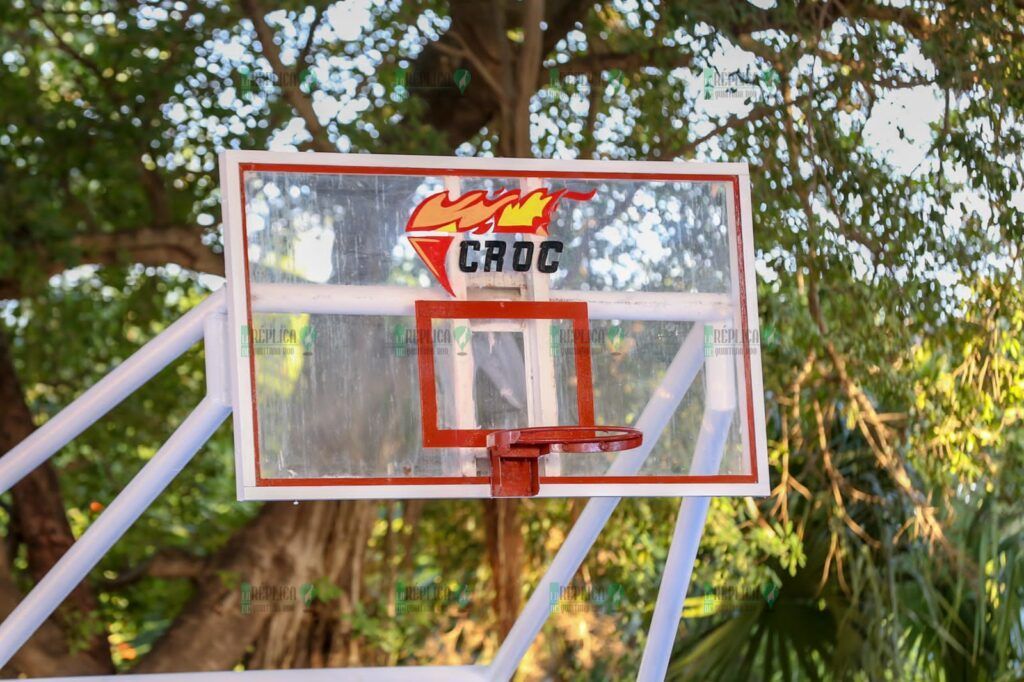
33,665,488,682
0,289,225,495
0,397,231,668
250,283,732,322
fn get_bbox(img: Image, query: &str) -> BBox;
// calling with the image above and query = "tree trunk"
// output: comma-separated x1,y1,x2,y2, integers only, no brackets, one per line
135,500,377,672
0,331,112,672
479,0,546,638
483,499,525,637
0,568,110,677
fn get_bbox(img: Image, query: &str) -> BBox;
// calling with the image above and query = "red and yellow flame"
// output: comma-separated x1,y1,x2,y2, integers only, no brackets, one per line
406,187,595,295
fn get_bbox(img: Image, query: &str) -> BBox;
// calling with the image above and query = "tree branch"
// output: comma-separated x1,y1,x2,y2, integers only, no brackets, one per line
513,0,546,156
406,0,594,149
72,227,223,275
555,45,693,78
0,333,112,671
579,75,601,159
0,226,221,301
0,572,109,677
674,100,783,156
434,32,507,102
102,548,205,588
31,8,123,106
806,256,960,567
239,0,334,152
296,4,328,68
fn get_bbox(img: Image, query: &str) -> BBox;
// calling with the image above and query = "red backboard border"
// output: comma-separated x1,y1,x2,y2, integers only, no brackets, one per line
234,161,760,489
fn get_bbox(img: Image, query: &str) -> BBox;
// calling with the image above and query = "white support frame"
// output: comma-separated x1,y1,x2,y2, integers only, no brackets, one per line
0,154,768,680
0,291,741,681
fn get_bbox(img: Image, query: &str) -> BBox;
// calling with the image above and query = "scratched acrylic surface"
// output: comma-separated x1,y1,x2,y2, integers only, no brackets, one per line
240,170,751,483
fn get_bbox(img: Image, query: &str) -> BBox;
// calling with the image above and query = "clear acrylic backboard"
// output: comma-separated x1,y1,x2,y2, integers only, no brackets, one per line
219,151,769,500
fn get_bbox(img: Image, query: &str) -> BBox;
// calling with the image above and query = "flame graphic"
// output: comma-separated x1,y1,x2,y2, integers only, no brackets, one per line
405,187,595,295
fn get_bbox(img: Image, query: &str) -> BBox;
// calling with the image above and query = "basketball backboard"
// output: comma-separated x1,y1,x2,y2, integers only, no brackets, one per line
219,152,769,500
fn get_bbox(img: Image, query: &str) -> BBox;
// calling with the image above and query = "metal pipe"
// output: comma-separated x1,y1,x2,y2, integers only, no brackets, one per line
636,410,733,681
637,326,738,680
203,310,231,408
0,397,231,667
486,324,707,681
249,283,733,322
0,290,224,494
607,323,716,477
32,665,488,682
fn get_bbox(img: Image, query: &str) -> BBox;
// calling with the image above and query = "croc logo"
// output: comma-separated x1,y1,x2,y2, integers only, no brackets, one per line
405,187,595,296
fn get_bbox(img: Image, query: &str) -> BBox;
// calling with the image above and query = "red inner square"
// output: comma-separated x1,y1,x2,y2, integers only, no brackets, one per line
414,300,595,448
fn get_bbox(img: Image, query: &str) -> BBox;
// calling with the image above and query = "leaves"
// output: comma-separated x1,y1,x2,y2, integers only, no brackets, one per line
1,0,1022,678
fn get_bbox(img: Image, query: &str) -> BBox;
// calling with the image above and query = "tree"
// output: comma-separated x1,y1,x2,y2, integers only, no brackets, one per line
0,0,1021,678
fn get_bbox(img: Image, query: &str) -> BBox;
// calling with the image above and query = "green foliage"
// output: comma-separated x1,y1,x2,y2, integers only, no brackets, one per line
0,0,1022,679
6,268,254,663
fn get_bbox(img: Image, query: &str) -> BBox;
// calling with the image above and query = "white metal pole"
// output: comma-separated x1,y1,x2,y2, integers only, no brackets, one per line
0,397,230,667
0,290,223,494
486,324,708,681
635,410,732,681
31,664,490,682
637,323,738,681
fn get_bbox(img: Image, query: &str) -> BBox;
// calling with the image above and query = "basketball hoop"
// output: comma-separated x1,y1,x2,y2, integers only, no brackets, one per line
486,427,643,497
